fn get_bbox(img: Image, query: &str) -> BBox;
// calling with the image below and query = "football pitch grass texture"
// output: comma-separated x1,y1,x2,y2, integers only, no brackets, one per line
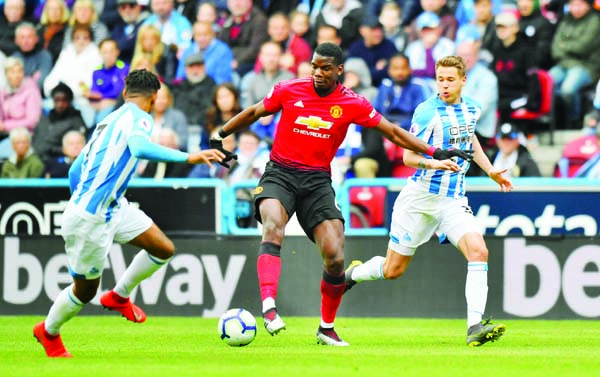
2,316,600,377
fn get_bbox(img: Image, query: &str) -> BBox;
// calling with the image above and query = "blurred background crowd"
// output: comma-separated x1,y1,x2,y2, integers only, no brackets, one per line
1,0,599,184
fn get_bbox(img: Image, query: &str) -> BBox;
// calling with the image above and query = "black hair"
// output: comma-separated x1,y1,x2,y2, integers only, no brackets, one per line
314,42,343,66
124,69,161,98
51,82,74,102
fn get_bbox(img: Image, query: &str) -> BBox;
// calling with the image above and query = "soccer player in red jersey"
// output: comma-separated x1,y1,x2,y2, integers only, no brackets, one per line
210,42,473,346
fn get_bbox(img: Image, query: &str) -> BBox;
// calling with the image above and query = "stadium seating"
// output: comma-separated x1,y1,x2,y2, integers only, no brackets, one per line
554,134,599,177
509,69,556,144
349,186,387,228
383,139,416,178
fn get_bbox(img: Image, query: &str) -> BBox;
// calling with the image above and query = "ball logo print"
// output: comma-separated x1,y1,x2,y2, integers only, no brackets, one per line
218,308,257,347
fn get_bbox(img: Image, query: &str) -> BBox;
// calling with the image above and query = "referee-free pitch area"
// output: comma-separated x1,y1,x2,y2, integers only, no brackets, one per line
2,316,599,377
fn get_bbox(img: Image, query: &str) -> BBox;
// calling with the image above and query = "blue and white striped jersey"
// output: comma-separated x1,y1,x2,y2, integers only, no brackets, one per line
70,103,153,221
408,95,481,199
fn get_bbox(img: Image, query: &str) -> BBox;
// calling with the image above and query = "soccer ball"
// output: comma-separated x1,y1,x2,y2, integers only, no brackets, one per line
217,308,257,347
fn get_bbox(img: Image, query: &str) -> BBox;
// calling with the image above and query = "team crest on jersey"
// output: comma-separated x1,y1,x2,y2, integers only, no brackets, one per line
254,186,264,195
330,105,343,118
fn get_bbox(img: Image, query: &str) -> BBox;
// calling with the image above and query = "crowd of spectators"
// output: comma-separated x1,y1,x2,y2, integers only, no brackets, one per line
1,0,600,184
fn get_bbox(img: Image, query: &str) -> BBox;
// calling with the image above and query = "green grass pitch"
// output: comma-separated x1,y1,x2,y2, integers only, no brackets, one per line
2,316,600,377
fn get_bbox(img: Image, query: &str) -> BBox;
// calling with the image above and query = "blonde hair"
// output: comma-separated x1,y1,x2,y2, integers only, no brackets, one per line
4,56,24,72
436,55,467,78
133,25,164,65
40,0,70,25
69,0,99,27
130,52,159,75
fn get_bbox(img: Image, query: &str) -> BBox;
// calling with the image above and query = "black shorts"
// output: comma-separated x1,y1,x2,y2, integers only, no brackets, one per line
253,161,344,242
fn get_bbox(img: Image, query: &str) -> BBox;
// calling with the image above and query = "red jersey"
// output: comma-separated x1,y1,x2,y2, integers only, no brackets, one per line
263,77,382,173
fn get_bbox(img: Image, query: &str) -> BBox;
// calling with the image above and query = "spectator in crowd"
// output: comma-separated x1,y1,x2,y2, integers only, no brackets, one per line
315,22,343,49
456,39,498,149
289,9,312,46
549,0,600,127
489,11,538,125
99,0,121,31
241,41,295,108
0,127,44,178
296,60,312,78
454,0,503,27
151,83,188,150
132,24,178,85
43,25,102,128
347,19,398,87
175,0,196,24
572,126,600,178
83,38,129,124
139,127,192,178
343,57,378,102
196,1,221,30
0,57,42,160
11,22,53,90
469,123,541,177
0,0,27,56
378,1,409,53
32,82,87,162
176,20,234,84
172,53,216,150
37,0,70,64
256,12,312,76
217,0,269,77
331,57,380,182
62,0,110,48
517,0,555,70
404,11,455,87
350,126,392,179
111,0,149,65
204,82,243,142
250,112,280,149
408,0,459,42
216,130,269,228
313,0,363,50
473,0,497,57
296,0,326,27
373,53,431,131
143,0,193,56
583,80,600,135
43,129,86,178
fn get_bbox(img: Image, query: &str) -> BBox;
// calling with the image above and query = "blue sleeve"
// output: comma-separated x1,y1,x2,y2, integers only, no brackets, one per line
68,153,84,194
128,135,189,163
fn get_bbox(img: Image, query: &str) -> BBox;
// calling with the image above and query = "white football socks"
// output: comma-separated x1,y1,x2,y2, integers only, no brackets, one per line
45,284,83,335
350,256,386,282
466,262,488,328
114,250,171,298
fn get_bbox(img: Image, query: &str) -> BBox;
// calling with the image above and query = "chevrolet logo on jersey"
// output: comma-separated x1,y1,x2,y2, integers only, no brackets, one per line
294,116,333,130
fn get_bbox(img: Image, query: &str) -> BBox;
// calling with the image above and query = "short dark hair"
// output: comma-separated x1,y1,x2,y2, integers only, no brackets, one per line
51,82,74,102
124,69,161,97
314,42,343,66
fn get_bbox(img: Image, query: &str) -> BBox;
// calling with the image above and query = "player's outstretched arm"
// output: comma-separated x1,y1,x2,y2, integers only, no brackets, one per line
403,149,461,171
210,100,274,168
187,149,225,166
374,117,474,162
471,135,513,192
